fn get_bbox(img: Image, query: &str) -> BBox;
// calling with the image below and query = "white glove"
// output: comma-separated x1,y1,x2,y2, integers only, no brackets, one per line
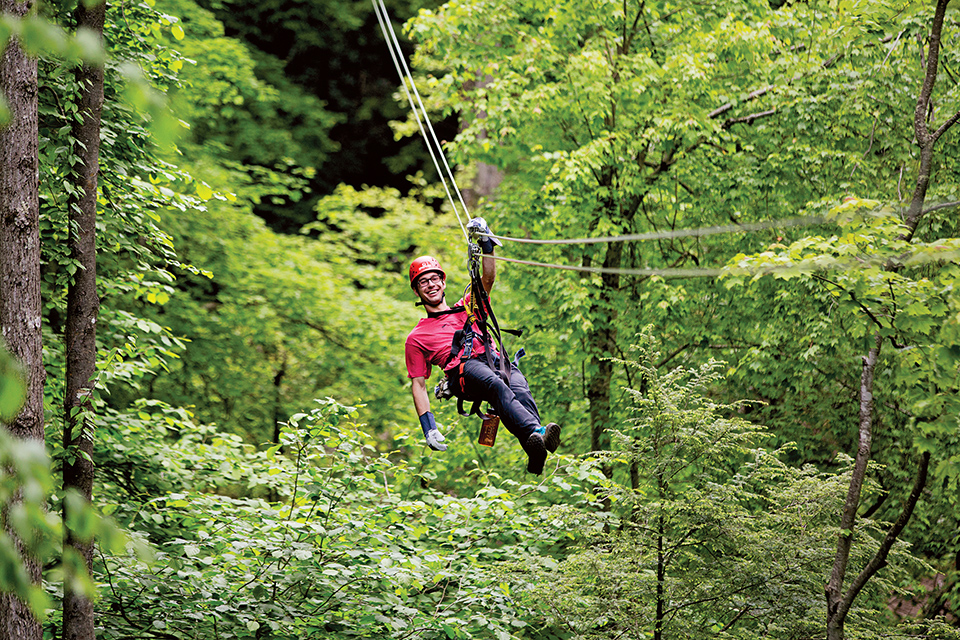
466,217,502,252
419,411,448,451
425,429,447,451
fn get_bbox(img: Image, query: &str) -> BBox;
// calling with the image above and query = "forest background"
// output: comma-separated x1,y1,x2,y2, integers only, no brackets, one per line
1,0,960,639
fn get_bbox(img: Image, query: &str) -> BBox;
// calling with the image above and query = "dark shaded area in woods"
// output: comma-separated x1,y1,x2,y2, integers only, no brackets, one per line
197,0,458,233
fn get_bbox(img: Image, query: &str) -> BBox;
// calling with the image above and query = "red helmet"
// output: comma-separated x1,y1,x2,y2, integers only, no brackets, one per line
409,256,445,289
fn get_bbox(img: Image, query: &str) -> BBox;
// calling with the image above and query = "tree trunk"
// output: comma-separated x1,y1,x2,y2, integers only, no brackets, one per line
272,355,286,444
462,161,502,211
826,335,880,640
903,0,953,237
825,3,955,637
654,508,665,640
0,0,44,636
586,240,622,477
62,3,106,640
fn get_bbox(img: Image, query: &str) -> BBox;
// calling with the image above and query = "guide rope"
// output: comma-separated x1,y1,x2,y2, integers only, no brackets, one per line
371,5,880,281
475,216,825,246
372,0,470,242
487,255,723,278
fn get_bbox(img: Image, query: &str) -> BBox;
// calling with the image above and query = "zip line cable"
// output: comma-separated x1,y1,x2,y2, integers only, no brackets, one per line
488,254,723,278
475,215,831,277
488,241,960,279
371,4,903,280
477,215,826,245
372,0,470,241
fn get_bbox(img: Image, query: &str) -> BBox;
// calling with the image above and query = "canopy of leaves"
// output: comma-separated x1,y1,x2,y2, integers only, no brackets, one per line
4,1,960,638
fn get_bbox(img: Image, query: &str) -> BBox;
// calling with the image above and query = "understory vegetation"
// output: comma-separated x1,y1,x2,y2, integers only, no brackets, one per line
2,0,960,639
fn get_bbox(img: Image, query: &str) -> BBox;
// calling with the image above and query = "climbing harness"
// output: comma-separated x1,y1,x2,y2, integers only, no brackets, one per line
442,239,518,420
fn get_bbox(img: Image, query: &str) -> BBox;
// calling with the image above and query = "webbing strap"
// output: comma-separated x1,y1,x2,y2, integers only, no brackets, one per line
467,261,511,385
455,361,484,418
440,246,518,420
427,305,465,319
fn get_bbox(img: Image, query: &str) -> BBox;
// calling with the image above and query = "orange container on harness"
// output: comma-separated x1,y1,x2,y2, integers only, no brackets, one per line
478,414,499,447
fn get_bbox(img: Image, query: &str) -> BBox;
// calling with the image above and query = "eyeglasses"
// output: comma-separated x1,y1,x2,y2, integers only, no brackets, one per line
417,275,443,289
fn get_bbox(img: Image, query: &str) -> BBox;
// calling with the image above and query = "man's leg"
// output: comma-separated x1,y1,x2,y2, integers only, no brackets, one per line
499,359,561,454
506,362,541,422
460,359,539,441
459,359,558,474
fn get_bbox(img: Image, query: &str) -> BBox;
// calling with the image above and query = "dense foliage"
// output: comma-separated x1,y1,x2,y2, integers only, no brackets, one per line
2,0,960,639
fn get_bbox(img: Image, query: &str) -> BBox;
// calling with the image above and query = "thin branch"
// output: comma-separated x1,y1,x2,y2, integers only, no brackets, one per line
656,343,689,369
722,109,777,129
932,106,960,143
850,113,880,176
615,343,634,389
720,604,752,633
837,451,931,621
708,86,772,119
812,275,894,337
875,30,905,74
622,0,645,53
920,200,960,216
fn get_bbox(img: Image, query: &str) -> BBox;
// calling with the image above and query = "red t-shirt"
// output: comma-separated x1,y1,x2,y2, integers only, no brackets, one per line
405,295,488,379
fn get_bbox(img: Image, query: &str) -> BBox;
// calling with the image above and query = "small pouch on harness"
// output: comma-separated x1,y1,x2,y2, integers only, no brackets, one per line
478,412,499,447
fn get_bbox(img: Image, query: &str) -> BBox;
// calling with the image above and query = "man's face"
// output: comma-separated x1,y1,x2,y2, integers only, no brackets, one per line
415,272,445,306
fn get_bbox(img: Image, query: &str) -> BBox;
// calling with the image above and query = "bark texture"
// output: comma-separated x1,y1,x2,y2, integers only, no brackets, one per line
0,0,44,637
826,336,880,640
825,2,954,637
62,3,106,640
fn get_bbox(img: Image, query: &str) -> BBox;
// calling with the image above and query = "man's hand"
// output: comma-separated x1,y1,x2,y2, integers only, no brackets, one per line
419,411,447,451
466,217,502,254
425,429,446,451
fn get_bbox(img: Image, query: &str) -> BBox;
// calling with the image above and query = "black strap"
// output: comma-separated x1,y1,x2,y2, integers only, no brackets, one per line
440,255,521,410
457,396,485,418
427,305,465,319
467,265,512,385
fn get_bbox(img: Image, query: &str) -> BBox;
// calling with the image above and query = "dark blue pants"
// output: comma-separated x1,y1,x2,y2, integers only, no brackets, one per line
459,357,541,443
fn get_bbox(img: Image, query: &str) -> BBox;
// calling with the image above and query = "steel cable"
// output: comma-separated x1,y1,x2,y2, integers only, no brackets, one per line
372,0,470,241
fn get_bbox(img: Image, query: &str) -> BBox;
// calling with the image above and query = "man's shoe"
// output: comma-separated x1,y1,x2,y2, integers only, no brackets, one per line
542,423,561,453
524,432,547,475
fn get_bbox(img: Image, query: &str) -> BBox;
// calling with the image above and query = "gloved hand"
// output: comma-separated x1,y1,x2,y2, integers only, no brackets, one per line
419,411,447,451
466,217,503,254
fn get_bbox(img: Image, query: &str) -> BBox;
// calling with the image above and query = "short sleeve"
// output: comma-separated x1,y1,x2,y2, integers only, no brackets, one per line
405,335,431,379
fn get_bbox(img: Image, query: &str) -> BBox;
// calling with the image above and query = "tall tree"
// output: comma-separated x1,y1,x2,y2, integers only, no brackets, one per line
713,1,960,636
824,1,956,637
62,1,106,638
0,0,44,638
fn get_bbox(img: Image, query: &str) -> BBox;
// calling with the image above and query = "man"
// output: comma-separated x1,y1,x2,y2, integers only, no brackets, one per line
404,218,561,474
